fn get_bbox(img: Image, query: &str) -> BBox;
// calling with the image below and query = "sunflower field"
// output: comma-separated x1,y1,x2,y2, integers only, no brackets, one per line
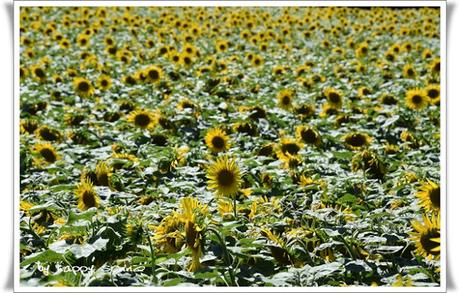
18,6,442,288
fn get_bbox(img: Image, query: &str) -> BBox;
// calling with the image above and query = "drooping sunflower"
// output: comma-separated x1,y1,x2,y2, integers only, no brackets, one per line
207,156,242,198
417,180,440,211
97,74,112,91
405,88,428,110
128,109,156,129
425,84,440,105
35,125,62,142
144,65,163,83
295,125,321,147
324,88,343,109
34,143,59,164
73,77,94,98
75,178,100,211
343,132,372,149
277,89,294,110
205,127,230,153
153,212,184,253
95,161,111,186
410,213,441,260
277,137,303,160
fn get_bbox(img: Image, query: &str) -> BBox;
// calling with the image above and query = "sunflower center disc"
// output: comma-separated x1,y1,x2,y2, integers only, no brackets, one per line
420,229,440,256
78,82,90,92
82,190,96,208
211,136,225,149
134,114,151,127
217,169,235,187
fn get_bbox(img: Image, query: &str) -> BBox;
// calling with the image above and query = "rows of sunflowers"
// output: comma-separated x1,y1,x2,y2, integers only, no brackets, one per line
19,6,441,287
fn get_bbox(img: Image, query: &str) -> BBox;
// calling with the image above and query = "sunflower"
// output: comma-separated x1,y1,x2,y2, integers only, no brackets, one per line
144,65,163,83
425,84,440,105
34,143,59,164
73,77,94,98
207,156,242,198
95,161,111,186
30,64,47,82
97,75,112,90
324,88,343,109
343,132,372,149
410,213,441,260
295,125,321,147
403,64,417,79
405,88,428,110
430,58,440,74
153,213,184,253
277,137,303,160
417,180,440,211
75,178,100,211
35,125,62,142
127,109,156,129
205,127,229,153
215,39,229,52
277,89,294,110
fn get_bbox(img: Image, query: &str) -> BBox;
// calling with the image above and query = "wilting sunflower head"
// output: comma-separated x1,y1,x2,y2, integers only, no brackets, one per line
405,88,428,110
73,77,94,98
296,125,321,147
95,161,111,186
75,178,100,211
128,109,156,129
205,127,230,153
417,180,440,211
207,156,242,199
34,143,59,164
430,58,440,74
97,74,112,90
35,125,62,142
425,84,440,106
277,89,294,110
277,137,303,160
126,221,144,244
343,132,372,149
351,149,386,180
324,88,343,109
144,65,163,83
154,213,184,253
410,213,441,260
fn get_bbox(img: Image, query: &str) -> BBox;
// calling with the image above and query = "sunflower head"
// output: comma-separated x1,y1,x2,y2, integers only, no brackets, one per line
417,180,440,211
410,213,441,260
30,64,47,82
380,93,398,105
205,127,230,153
430,58,440,74
343,132,372,149
34,143,59,164
144,65,163,83
154,213,184,253
76,178,100,211
95,161,111,186
295,125,321,147
73,77,94,98
207,156,242,199
277,89,294,110
35,125,62,142
128,109,156,129
425,84,440,106
97,75,112,90
403,64,417,79
324,88,343,108
277,137,303,159
351,149,386,179
405,88,428,110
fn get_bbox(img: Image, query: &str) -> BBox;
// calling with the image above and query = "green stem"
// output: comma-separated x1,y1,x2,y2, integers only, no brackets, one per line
207,227,237,286
233,196,237,220
146,231,158,285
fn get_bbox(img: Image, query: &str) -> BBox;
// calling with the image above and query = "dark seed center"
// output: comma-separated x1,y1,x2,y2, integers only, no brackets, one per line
78,81,90,92
217,169,235,187
134,114,151,127
211,136,225,149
